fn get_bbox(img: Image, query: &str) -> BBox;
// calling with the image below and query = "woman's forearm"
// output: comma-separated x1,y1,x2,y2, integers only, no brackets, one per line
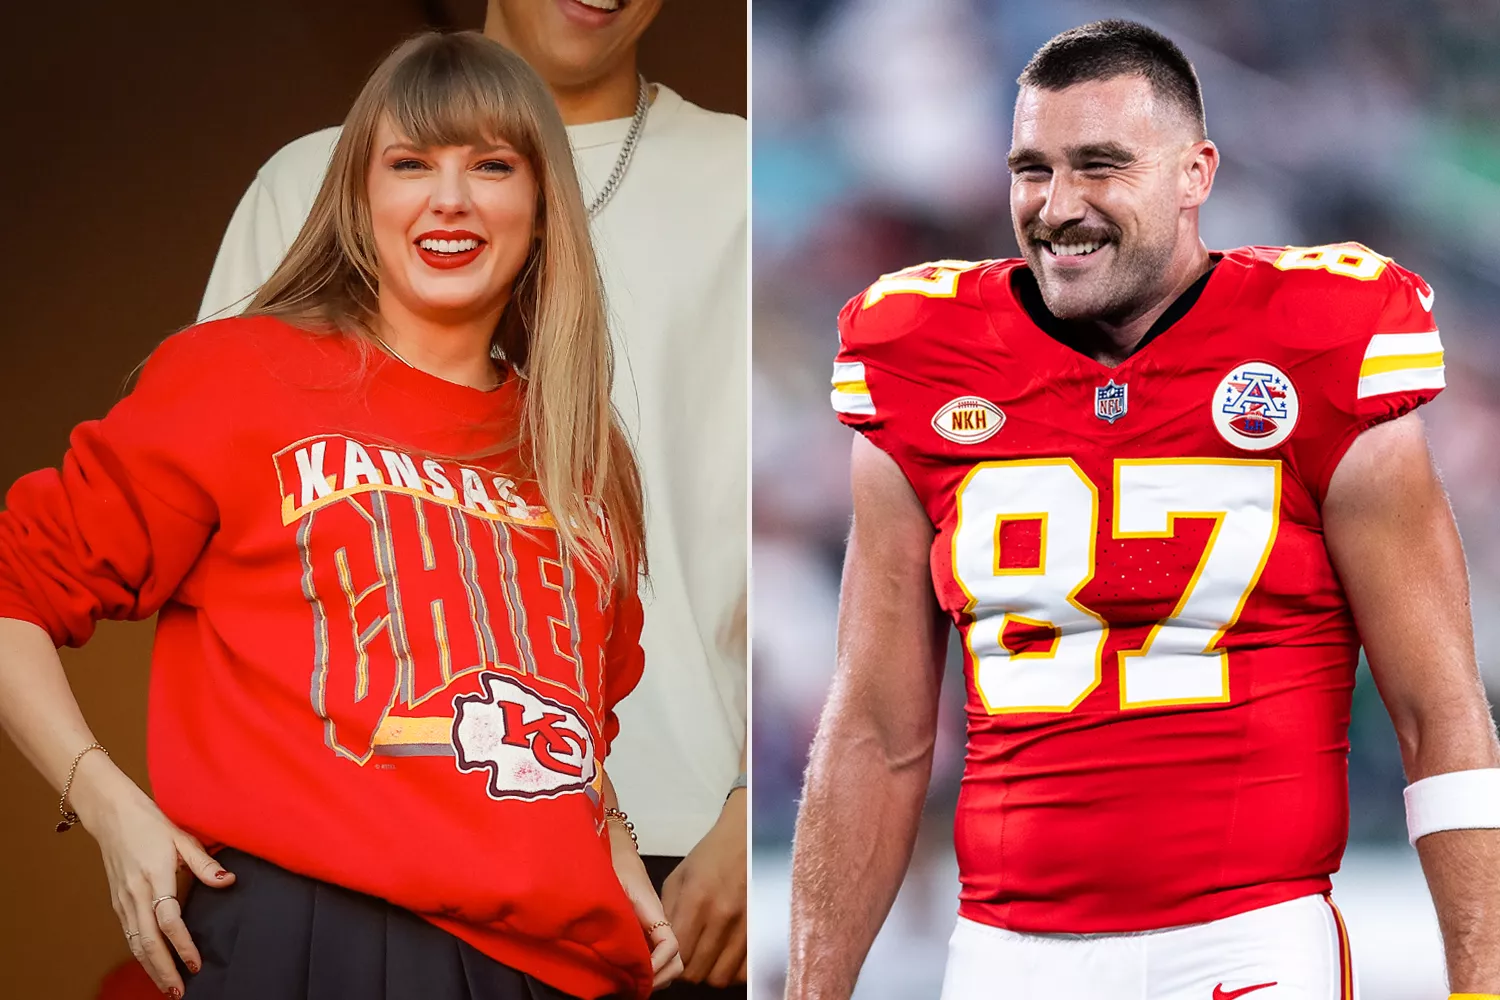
602,769,619,810
0,617,99,787
0,616,130,825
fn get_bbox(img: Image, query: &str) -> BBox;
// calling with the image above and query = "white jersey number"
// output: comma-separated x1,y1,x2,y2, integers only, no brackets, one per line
953,459,1281,714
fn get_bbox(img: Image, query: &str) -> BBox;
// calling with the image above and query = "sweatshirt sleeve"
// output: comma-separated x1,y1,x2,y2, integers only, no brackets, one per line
0,333,220,647
600,584,645,757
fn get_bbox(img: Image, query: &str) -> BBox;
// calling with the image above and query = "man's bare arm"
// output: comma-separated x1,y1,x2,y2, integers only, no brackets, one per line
1324,412,1500,991
785,434,950,999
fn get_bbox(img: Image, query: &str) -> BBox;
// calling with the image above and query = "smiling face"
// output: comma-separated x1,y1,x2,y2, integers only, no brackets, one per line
366,116,540,328
1009,74,1211,324
488,0,663,89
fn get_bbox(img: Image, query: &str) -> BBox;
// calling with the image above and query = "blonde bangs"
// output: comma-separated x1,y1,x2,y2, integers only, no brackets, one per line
244,31,646,594
381,45,541,165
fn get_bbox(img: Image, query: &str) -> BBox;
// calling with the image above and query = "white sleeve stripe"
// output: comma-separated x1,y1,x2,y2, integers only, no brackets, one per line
1357,365,1446,399
832,360,866,384
831,389,875,416
1365,330,1442,359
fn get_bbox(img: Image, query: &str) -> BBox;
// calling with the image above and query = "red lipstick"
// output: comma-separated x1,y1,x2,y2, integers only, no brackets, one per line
414,229,486,270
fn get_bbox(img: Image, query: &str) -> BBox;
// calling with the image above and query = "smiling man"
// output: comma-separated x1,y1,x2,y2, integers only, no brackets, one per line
199,2,747,995
787,19,1500,1000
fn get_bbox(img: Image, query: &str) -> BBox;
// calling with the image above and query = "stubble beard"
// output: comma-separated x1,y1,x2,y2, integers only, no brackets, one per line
1027,234,1177,326
1020,211,1182,325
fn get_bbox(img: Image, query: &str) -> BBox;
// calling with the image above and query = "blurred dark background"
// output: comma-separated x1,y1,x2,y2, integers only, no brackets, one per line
0,2,744,997
750,1,1500,996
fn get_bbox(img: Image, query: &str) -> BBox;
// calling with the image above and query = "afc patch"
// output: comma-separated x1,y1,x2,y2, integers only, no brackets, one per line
932,396,1005,444
1212,361,1299,451
452,672,597,801
1095,379,1128,424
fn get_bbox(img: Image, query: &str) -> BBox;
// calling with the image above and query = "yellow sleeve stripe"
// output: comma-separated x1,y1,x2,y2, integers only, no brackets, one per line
1359,350,1445,378
830,360,875,416
1357,330,1445,398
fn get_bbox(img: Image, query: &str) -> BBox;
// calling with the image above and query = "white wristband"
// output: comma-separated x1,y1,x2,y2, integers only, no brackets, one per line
1403,768,1500,846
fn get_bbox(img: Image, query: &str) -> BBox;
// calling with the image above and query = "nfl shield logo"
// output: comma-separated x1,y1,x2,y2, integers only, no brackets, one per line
1095,379,1128,424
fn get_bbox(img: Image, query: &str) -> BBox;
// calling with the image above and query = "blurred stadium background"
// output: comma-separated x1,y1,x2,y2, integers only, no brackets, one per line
750,0,1500,996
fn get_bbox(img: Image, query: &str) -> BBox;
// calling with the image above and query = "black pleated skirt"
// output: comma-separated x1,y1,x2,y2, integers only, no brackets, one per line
180,848,586,1000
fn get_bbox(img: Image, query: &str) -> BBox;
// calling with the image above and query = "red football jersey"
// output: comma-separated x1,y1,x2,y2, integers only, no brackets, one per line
831,244,1445,933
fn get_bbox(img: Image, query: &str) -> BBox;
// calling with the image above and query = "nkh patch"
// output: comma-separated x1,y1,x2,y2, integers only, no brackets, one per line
932,396,1005,444
452,672,597,801
1213,361,1300,450
1095,379,1128,424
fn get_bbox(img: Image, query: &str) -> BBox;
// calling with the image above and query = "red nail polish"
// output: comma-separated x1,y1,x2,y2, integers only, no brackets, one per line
214,870,228,879
187,960,200,974
166,989,182,999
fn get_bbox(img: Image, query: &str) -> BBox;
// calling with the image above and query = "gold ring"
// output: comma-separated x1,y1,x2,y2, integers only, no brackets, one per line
125,930,141,939
151,895,176,913
647,919,671,932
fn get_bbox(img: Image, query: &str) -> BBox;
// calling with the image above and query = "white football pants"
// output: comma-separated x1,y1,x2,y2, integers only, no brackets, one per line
939,894,1356,1000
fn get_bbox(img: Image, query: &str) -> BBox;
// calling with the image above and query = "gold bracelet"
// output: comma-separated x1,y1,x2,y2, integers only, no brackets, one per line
604,807,638,849
56,742,109,833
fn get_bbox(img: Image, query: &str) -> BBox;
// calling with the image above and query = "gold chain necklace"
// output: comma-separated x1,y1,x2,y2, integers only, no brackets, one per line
373,336,504,391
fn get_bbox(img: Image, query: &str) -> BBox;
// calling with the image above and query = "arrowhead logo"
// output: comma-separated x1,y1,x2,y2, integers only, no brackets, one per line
1416,285,1435,312
452,672,597,802
1213,983,1277,1000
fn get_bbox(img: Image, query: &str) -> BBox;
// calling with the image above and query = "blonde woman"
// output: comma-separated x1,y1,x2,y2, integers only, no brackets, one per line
0,32,678,1000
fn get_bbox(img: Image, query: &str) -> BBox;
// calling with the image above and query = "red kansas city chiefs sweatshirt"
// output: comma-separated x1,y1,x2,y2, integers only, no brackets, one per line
0,316,652,999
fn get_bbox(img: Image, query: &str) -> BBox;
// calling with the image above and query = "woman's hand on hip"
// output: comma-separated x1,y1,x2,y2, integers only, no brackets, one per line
70,753,236,998
606,814,684,991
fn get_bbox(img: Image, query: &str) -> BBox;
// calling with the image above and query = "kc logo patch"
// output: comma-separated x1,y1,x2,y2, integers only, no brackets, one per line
452,672,597,801
932,396,1005,444
1213,361,1299,450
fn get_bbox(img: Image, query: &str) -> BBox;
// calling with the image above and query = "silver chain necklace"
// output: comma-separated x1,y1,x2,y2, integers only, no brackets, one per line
586,74,650,219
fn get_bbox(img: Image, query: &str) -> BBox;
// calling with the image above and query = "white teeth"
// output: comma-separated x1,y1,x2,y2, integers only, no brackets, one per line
1049,241,1103,257
418,238,480,253
576,0,622,9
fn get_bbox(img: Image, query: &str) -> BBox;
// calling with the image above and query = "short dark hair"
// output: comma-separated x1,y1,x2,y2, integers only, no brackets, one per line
1018,20,1206,138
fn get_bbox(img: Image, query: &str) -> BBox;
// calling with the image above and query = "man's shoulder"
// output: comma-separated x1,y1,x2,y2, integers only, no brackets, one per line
1219,243,1425,314
840,258,1019,351
671,95,745,138
254,126,343,194
653,87,745,158
1215,243,1435,352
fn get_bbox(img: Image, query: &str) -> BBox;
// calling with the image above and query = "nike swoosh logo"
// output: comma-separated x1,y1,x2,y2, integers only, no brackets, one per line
1417,285,1435,312
1213,984,1277,1000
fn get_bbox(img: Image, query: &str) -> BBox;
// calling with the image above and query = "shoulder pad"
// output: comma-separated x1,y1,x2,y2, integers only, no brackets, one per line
839,259,1003,350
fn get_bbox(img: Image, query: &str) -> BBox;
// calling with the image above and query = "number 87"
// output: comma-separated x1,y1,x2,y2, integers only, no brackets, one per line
951,458,1282,714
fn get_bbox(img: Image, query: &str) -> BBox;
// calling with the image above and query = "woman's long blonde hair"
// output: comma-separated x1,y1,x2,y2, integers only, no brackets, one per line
246,31,644,588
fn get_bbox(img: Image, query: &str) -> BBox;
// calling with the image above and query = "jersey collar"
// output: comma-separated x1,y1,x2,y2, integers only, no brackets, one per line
1011,254,1223,364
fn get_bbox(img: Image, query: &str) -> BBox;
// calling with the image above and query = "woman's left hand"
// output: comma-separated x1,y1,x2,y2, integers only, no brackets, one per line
607,814,684,991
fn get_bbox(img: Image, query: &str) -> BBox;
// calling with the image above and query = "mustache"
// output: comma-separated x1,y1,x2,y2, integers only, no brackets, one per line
1026,222,1119,245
